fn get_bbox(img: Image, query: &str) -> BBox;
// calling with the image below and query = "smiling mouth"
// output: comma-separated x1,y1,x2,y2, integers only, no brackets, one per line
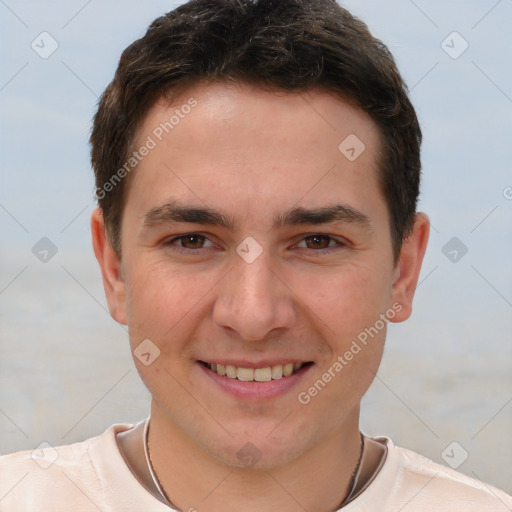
200,361,313,382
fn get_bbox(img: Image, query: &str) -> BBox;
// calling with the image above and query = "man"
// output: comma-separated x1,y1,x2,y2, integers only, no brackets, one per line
1,0,510,510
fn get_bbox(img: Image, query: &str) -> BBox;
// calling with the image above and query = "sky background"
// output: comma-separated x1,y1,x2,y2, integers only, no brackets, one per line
1,0,511,494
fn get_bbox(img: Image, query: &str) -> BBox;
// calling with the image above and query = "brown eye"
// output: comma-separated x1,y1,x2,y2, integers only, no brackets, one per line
303,235,333,249
165,233,217,255
165,233,213,251
175,234,207,248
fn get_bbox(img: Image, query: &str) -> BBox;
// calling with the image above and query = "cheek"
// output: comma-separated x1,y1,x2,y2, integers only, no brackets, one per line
291,261,393,344
123,262,203,397
123,257,233,364
123,259,201,351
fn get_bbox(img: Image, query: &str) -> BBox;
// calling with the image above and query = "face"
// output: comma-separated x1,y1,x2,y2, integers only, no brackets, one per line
93,82,427,469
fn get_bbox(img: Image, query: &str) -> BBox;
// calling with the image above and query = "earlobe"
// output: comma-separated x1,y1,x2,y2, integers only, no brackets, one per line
390,213,430,323
91,208,127,325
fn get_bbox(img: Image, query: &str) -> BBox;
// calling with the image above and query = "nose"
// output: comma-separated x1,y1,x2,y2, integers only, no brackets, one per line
212,251,296,342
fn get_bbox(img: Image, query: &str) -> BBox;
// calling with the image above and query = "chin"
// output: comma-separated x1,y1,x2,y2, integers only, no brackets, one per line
207,426,312,471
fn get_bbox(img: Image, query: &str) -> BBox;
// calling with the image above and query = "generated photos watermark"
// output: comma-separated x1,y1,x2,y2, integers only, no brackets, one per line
94,97,198,200
297,302,402,405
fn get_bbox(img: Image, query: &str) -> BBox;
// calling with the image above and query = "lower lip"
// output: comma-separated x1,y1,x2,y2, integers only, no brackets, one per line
197,362,313,400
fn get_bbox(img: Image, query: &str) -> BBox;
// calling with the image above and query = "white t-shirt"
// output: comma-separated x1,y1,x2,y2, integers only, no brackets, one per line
0,423,510,511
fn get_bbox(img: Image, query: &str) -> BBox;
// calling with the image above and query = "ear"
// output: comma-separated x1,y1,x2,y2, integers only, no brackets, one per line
390,213,430,322
91,208,127,325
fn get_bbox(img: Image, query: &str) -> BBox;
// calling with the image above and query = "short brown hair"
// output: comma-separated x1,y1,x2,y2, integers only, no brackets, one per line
90,0,421,260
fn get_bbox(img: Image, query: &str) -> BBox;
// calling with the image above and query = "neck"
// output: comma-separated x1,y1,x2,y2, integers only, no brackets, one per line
147,402,363,512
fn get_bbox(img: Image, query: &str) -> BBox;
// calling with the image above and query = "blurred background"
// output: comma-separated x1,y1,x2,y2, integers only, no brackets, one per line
1,0,511,495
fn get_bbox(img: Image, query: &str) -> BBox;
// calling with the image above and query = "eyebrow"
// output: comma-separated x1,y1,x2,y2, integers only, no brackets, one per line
142,201,371,231
143,202,234,230
273,204,371,229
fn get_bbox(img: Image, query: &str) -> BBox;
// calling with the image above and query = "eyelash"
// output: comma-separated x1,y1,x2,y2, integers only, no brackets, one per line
164,233,346,255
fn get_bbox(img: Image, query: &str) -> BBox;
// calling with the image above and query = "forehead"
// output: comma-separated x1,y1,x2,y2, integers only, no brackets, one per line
126,82,384,225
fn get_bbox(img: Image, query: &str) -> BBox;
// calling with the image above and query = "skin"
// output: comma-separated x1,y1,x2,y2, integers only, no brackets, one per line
92,82,429,511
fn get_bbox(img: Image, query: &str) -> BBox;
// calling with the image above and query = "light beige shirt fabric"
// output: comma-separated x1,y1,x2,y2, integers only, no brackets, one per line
1,423,511,511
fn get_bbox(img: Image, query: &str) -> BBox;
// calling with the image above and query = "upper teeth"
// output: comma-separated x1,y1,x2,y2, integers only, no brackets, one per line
207,362,303,382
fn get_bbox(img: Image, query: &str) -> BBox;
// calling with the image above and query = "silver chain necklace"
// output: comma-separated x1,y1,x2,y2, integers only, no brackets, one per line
143,418,365,509
143,418,173,505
